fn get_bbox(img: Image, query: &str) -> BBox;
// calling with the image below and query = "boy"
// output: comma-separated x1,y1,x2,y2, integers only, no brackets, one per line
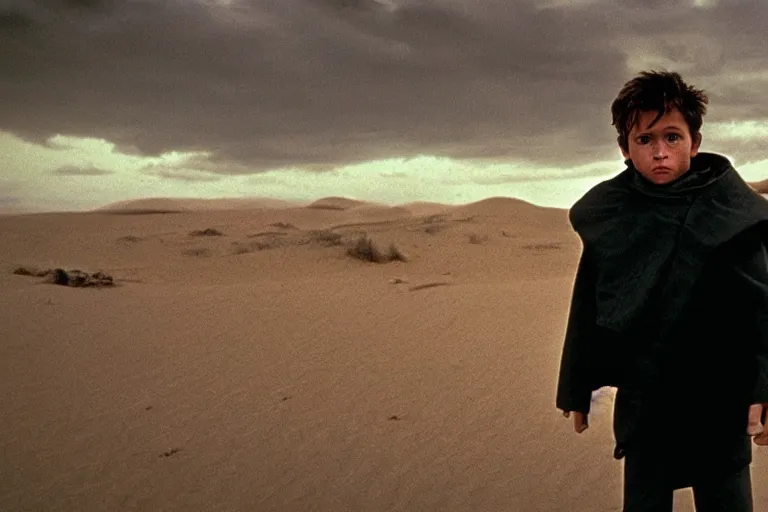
556,70,768,511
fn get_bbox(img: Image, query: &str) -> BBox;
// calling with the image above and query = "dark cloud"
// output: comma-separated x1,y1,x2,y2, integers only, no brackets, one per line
52,165,113,175
0,9,33,30
1,0,767,173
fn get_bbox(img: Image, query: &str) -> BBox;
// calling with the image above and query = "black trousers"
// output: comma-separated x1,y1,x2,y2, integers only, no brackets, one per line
622,458,753,512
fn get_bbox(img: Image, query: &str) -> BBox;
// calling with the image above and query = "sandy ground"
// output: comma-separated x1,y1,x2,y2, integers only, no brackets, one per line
1,196,766,511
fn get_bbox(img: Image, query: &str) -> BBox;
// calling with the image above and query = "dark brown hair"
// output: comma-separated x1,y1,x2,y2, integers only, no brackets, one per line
611,70,709,152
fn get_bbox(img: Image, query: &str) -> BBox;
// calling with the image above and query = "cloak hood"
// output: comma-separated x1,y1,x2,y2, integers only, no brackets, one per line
570,152,768,335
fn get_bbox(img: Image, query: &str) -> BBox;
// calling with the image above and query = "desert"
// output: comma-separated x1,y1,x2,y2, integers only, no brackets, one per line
1,196,766,511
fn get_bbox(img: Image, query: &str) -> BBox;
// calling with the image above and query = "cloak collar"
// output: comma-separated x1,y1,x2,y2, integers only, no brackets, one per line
626,152,731,198
570,152,768,336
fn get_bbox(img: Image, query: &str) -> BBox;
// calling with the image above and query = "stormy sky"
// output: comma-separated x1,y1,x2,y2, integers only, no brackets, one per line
2,0,768,212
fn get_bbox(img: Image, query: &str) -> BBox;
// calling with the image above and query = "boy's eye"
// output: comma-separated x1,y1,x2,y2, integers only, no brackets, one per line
636,135,650,144
666,133,681,143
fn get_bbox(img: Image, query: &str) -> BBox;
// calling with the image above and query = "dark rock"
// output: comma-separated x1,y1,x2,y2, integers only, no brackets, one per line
189,228,224,236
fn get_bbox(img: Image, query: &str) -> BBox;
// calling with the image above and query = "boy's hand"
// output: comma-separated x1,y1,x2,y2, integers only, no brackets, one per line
563,410,589,433
748,403,767,445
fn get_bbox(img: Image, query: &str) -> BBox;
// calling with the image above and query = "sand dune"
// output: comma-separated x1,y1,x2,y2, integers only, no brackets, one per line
451,196,567,227
346,204,410,216
1,196,765,511
451,196,541,215
306,196,369,211
98,197,303,213
399,201,455,217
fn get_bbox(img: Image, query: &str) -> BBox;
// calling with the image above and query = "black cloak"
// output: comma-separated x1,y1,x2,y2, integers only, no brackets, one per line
556,152,768,486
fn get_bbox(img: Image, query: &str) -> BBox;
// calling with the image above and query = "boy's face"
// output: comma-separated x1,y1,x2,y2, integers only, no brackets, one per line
620,107,702,185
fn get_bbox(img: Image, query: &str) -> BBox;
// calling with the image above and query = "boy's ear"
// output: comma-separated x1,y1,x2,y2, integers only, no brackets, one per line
691,132,702,157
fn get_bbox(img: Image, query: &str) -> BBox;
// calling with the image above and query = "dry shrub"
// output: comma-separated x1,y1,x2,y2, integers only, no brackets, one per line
13,266,50,277
309,230,343,246
347,235,407,263
117,235,142,243
14,266,114,286
231,240,275,254
468,233,488,244
422,214,447,234
387,243,408,262
181,247,211,257
189,228,224,237
269,222,297,229
46,269,114,287
247,231,288,238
